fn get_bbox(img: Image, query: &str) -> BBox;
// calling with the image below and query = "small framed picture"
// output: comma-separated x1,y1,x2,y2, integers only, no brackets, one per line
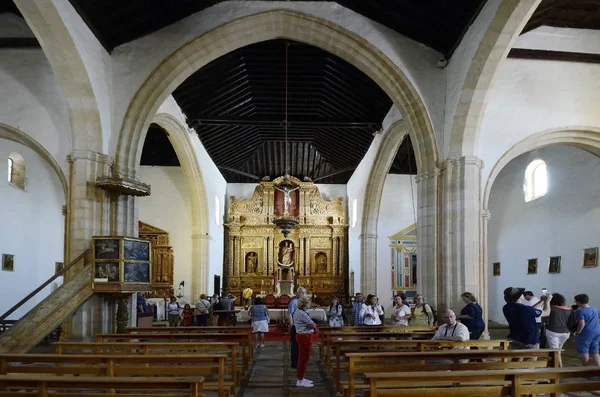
527,258,538,275
548,256,561,274
55,262,64,274
583,247,598,268
492,262,501,276
2,254,14,272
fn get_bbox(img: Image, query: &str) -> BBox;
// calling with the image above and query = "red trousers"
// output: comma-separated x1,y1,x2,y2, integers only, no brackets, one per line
295,333,313,379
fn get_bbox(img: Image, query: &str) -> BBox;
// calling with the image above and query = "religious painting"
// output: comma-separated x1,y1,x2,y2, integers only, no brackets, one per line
548,256,561,274
492,262,501,276
94,262,119,282
527,258,538,275
315,252,328,273
583,247,598,268
55,262,64,275
124,262,150,283
124,239,150,261
245,252,258,273
2,254,14,272
94,239,120,260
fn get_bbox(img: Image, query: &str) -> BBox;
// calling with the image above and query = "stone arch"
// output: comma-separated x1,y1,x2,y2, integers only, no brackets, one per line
116,9,438,177
151,113,211,298
448,0,542,158
0,123,68,201
360,120,409,293
15,0,103,152
483,126,600,209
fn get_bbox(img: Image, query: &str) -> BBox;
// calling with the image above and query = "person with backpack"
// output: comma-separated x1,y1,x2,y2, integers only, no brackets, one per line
195,294,211,326
326,296,344,327
410,294,435,327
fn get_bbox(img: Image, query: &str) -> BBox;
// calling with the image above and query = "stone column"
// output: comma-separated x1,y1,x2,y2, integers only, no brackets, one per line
332,236,339,276
415,168,442,311
191,233,210,299
481,208,491,339
358,234,377,294
441,156,483,315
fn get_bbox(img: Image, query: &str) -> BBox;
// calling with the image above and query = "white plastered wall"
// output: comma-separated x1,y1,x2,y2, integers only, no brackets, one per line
108,1,444,154
478,59,600,186
0,139,64,319
376,174,418,312
488,145,600,323
0,48,71,171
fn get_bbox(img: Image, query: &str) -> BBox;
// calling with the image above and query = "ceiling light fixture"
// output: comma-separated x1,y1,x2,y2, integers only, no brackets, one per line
272,42,300,238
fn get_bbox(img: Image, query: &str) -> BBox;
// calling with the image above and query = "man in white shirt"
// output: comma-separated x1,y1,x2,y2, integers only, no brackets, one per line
432,310,470,344
521,290,542,333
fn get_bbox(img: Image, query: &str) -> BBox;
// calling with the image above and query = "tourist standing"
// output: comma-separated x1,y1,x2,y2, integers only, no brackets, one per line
391,294,410,326
327,296,344,327
352,292,365,326
249,297,269,348
361,295,383,326
167,296,180,327
293,296,316,388
521,291,543,336
457,292,485,340
195,294,211,326
243,285,253,309
503,287,550,351
545,293,572,367
410,294,434,327
181,303,194,326
288,287,307,369
574,293,600,366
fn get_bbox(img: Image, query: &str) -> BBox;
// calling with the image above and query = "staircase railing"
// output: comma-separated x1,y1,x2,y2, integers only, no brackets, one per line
0,249,90,321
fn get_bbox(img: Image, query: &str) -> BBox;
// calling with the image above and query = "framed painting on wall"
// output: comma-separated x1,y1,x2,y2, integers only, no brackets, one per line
583,248,598,268
548,256,561,274
2,254,14,272
492,262,501,276
94,238,120,260
527,258,538,275
124,239,150,261
55,262,64,274
94,262,119,282
124,262,150,283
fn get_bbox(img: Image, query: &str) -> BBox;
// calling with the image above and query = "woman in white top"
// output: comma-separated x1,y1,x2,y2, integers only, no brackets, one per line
327,296,344,327
360,294,384,326
391,294,410,326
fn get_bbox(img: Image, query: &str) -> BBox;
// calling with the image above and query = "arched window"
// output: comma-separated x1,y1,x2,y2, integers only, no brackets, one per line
7,153,26,190
351,198,358,228
215,196,221,227
524,159,547,202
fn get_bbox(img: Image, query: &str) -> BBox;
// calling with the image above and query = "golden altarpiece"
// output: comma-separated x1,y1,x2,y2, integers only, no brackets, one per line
224,176,348,301
138,221,174,298
389,223,417,296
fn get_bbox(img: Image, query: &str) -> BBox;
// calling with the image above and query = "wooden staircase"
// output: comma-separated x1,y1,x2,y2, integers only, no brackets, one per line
0,251,93,353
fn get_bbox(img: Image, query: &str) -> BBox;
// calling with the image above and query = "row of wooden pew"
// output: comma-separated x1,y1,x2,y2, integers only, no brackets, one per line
0,325,254,397
317,325,600,397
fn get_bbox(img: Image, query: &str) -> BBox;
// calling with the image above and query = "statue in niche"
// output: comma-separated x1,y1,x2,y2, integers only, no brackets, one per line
245,252,258,273
315,252,328,273
277,241,295,281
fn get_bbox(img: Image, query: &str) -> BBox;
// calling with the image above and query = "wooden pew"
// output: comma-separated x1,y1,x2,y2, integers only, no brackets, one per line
126,326,249,333
320,330,436,363
363,367,600,397
96,332,252,375
328,339,510,380
0,354,229,397
341,349,560,396
0,373,204,397
54,341,241,387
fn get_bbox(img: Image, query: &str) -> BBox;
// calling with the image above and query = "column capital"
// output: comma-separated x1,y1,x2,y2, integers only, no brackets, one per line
415,167,442,183
67,150,111,164
443,155,483,169
358,234,377,240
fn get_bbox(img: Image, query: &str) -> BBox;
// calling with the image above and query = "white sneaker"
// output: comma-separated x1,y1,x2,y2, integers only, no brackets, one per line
296,379,314,388
303,378,314,384
260,344,265,348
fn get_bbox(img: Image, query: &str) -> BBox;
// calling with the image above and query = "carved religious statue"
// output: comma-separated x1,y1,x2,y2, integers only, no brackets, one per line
274,184,300,216
276,240,295,295
245,252,258,273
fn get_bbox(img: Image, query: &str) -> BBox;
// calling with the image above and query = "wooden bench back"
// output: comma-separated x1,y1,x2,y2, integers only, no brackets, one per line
364,367,600,397
340,349,560,396
320,326,435,332
0,373,204,397
126,326,250,334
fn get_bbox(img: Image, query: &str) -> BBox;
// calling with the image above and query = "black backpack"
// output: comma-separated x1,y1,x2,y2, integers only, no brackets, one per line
425,304,438,325
567,311,578,332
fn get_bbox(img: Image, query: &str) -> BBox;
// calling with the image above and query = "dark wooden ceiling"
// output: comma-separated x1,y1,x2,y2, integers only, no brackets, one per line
523,0,600,33
66,0,486,59
164,39,416,184
140,124,180,167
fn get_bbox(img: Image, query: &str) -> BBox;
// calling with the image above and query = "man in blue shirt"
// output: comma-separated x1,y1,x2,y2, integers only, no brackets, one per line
503,287,551,352
574,293,600,366
352,293,365,326
288,287,307,368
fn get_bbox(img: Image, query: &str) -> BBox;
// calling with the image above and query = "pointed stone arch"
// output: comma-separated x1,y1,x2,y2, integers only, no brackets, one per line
151,113,210,298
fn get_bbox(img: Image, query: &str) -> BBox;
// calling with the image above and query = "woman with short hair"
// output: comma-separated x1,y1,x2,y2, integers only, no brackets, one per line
249,297,269,348
545,293,572,367
392,294,410,326
293,296,316,388
360,295,383,326
457,292,485,340
410,294,434,327
327,296,344,327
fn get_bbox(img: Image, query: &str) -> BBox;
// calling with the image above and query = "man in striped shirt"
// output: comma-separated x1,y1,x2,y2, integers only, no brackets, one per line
352,292,366,326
